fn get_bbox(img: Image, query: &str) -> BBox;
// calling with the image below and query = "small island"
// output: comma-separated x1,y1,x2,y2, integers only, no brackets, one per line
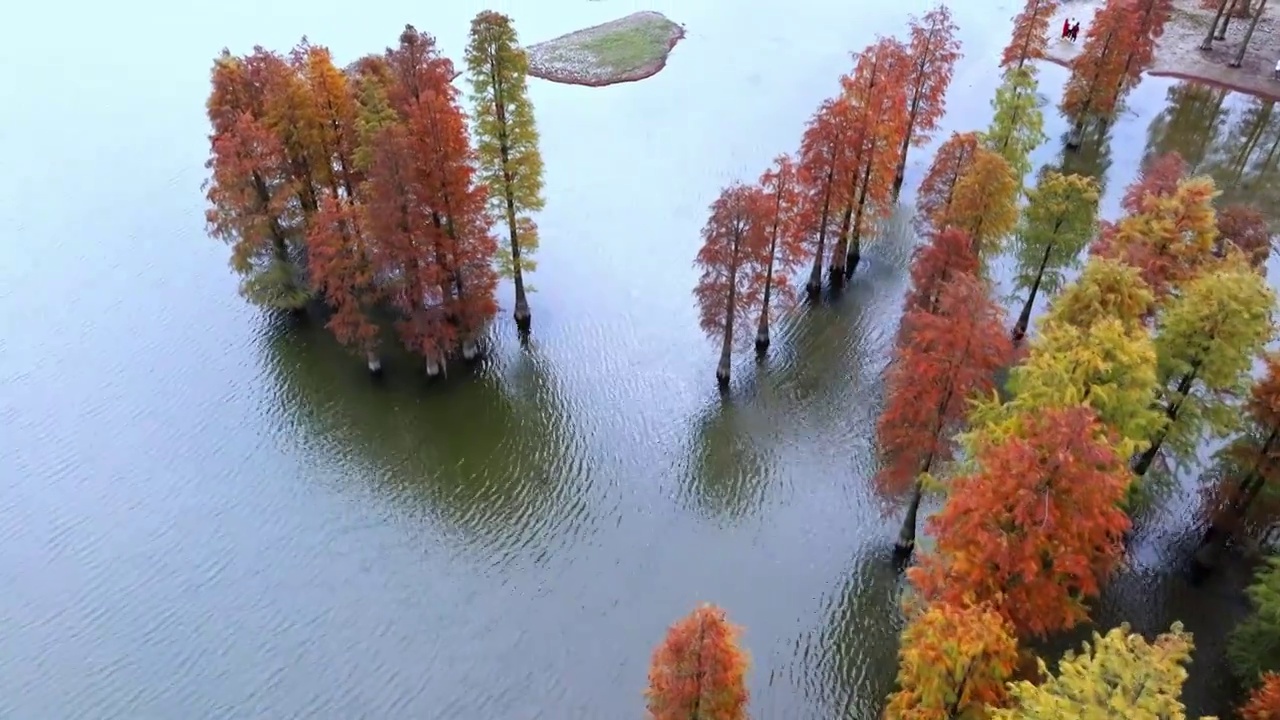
525,11,686,87
1044,0,1280,100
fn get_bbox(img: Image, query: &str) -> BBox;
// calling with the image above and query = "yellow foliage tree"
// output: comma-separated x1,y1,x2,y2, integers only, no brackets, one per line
936,147,1019,256
991,622,1211,720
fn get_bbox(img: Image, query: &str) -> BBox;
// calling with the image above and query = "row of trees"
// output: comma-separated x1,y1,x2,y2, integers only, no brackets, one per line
692,5,962,387
204,13,545,378
673,0,1280,715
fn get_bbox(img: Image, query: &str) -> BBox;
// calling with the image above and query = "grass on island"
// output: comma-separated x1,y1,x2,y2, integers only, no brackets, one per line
576,18,679,75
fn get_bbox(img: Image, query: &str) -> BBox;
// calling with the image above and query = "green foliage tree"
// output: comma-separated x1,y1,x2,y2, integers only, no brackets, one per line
983,66,1047,185
1229,557,1280,686
1042,257,1153,333
992,623,1200,719
1137,258,1276,475
466,10,545,334
1010,170,1100,343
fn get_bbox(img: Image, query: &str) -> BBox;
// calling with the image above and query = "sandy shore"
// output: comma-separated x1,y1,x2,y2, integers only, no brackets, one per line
1043,0,1280,100
525,11,686,88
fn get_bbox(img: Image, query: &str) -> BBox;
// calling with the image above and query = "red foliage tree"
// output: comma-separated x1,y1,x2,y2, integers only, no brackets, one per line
1002,0,1061,70
831,38,911,282
901,227,982,320
892,6,962,199
307,195,383,367
391,25,500,357
913,131,980,236
1113,0,1175,101
752,154,810,352
796,97,857,296
694,183,769,388
1241,672,1280,720
646,603,750,720
879,273,1013,559
1120,151,1187,214
1216,203,1273,269
909,406,1132,639
1061,0,1138,136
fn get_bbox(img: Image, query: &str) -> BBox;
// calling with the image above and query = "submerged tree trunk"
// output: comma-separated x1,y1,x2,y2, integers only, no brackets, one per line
757,212,781,354
1231,0,1270,67
1011,238,1056,344
807,166,837,298
1202,0,1232,48
830,203,852,286
1191,430,1278,579
366,350,383,377
718,231,743,388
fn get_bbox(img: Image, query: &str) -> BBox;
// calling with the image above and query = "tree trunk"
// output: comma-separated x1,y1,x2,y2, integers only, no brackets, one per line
1203,0,1232,49
1133,369,1199,476
461,338,480,362
366,350,383,377
1011,237,1056,344
425,355,443,379
893,480,925,561
1230,0,1269,66
807,166,837,298
718,230,742,388
1191,429,1278,579
757,213,780,354
846,160,874,279
830,202,853,286
1217,2,1234,38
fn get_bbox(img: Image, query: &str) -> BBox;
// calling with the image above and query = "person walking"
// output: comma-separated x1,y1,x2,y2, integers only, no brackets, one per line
1070,21,1081,41
1063,18,1072,39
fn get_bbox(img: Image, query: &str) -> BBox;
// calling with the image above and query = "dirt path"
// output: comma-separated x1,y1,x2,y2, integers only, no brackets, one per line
524,11,686,88
1043,0,1280,100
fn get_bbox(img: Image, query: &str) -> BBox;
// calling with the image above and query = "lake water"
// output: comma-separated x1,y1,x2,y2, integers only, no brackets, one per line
2,0,1279,717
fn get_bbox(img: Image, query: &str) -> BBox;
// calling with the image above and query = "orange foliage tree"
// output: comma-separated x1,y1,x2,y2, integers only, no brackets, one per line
694,183,769,388
646,603,750,720
878,273,1012,560
913,131,981,236
1114,0,1175,99
753,154,809,353
1091,174,1220,304
1001,0,1061,70
884,600,1020,719
910,406,1132,639
1241,672,1280,720
1061,0,1138,142
935,148,1020,256
796,97,856,297
891,6,962,199
831,38,910,283
205,49,310,312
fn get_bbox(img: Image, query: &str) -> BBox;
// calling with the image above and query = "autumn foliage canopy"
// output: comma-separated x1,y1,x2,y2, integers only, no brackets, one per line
646,603,750,720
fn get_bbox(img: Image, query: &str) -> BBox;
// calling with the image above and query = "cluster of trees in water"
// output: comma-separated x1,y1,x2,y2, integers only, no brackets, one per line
670,0,1280,718
203,13,545,378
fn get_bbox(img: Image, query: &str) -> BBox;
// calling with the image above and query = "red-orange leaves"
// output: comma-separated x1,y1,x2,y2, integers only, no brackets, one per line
1061,0,1136,123
1002,0,1061,70
893,6,962,198
876,274,1012,498
1241,672,1280,720
308,195,381,357
695,184,770,384
646,603,750,720
884,601,1019,719
902,227,981,317
913,131,980,236
1216,203,1273,268
909,406,1132,639
797,97,857,290
1120,151,1187,213
753,154,809,337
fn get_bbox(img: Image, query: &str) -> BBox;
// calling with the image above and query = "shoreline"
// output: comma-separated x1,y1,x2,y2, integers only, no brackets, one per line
1043,0,1280,102
524,12,687,88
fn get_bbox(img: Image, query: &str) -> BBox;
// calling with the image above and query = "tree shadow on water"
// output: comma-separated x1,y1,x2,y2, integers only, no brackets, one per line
258,319,593,564
677,394,776,523
801,556,906,719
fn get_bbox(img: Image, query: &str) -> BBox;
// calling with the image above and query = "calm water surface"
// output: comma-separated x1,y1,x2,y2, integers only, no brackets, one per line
2,0,1280,717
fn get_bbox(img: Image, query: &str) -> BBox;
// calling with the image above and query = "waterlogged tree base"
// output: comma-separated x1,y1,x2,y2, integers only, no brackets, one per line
526,11,685,87
1043,0,1280,101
